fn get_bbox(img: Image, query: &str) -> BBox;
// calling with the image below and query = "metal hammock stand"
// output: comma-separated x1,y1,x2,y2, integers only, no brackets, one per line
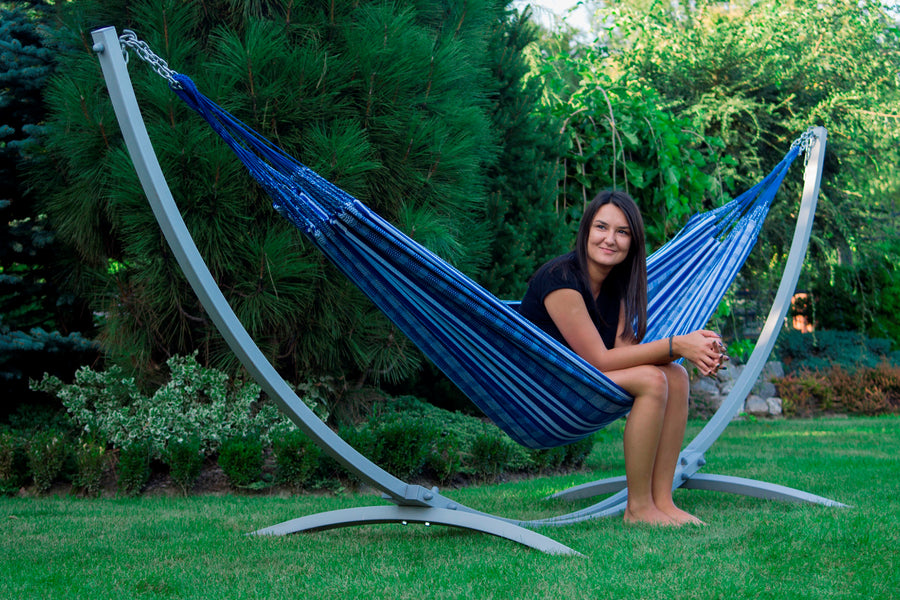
91,26,846,556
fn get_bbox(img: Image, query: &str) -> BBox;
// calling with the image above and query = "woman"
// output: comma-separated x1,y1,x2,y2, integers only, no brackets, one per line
519,190,726,526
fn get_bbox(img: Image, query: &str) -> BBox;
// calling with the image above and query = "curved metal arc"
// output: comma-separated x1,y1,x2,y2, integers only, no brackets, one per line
680,474,850,507
252,506,583,556
91,26,412,503
679,127,827,462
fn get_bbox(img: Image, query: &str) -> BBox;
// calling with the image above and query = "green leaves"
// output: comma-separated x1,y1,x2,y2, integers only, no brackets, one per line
36,0,507,390
548,69,727,249
532,0,900,342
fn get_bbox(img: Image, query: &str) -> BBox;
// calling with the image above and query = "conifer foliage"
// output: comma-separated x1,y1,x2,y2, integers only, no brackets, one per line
1,1,97,416
35,0,556,391
481,6,569,299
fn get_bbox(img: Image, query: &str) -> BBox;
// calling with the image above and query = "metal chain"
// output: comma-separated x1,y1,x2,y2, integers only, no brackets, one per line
118,29,182,89
791,127,819,165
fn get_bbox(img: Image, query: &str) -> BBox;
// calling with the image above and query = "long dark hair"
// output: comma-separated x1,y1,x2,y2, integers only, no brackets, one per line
574,190,647,343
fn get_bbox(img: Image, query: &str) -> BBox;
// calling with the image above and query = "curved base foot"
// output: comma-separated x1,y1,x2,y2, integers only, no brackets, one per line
681,473,850,507
251,505,583,556
547,475,627,502
545,471,848,519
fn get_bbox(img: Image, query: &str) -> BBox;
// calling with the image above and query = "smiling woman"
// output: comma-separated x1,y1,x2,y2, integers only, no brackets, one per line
518,190,727,526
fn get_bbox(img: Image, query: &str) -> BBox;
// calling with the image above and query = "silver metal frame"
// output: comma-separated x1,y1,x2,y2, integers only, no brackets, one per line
91,25,844,556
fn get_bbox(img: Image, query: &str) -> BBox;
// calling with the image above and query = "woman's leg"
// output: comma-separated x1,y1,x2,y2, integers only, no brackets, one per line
651,363,704,525
606,365,674,525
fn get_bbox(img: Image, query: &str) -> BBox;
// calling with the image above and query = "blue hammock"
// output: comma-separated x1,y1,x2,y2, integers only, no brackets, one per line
170,73,809,450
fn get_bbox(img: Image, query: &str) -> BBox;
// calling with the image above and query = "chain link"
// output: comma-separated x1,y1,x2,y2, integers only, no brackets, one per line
118,29,182,89
791,127,819,165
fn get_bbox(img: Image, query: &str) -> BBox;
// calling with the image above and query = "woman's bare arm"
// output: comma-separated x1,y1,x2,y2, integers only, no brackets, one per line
544,288,722,375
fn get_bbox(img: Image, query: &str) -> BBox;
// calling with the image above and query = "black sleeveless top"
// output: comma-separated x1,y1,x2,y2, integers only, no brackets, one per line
518,252,621,350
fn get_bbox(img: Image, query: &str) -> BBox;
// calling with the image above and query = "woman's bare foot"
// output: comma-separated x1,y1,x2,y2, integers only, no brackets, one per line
658,504,706,526
623,505,677,526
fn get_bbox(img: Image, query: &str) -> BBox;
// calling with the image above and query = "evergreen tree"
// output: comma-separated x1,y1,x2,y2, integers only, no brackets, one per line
34,0,525,398
0,1,97,418
480,5,569,300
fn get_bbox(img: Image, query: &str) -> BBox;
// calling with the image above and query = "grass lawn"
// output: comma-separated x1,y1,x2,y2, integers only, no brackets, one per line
2,416,898,599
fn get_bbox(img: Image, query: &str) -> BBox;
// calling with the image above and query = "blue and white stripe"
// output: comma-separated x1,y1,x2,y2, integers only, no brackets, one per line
172,74,807,449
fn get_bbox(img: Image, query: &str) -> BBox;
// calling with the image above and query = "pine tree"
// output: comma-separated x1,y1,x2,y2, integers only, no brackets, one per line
0,1,97,418
481,5,569,300
35,0,527,397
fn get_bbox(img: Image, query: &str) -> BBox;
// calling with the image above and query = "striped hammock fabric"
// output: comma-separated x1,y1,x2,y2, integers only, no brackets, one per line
171,73,811,449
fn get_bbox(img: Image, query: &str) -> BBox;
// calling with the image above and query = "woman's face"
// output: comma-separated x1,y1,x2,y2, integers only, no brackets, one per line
586,202,632,272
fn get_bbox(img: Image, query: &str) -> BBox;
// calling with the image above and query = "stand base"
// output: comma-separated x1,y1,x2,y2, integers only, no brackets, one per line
252,505,583,556
548,472,849,510
681,473,849,507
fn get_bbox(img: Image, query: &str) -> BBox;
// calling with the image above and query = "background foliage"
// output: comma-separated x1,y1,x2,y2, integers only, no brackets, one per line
31,0,567,402
578,0,900,338
2,0,898,431
0,1,97,419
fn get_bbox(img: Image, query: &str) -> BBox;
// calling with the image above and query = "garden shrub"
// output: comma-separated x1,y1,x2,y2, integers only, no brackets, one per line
829,365,900,415
218,436,264,488
272,429,321,492
564,436,595,468
425,430,462,484
0,431,25,495
32,353,292,460
386,396,532,475
340,396,596,483
777,329,898,374
163,436,204,495
470,428,514,480
6,405,73,436
31,358,599,490
370,412,443,480
117,441,151,497
529,445,569,472
302,396,556,486
777,364,900,417
73,437,107,497
26,429,68,493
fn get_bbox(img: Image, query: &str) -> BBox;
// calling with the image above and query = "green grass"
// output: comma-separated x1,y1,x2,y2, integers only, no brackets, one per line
2,416,898,599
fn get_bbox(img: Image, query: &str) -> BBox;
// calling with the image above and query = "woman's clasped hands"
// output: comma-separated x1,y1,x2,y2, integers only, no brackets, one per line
673,330,729,377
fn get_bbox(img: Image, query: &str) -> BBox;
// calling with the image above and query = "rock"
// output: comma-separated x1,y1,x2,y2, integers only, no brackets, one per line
718,377,737,398
690,379,724,417
762,361,785,380
766,397,783,416
716,363,740,385
752,380,778,400
692,377,720,396
750,361,784,400
745,394,769,416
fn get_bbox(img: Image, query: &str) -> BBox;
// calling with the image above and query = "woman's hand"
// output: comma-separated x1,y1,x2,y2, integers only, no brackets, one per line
673,330,728,376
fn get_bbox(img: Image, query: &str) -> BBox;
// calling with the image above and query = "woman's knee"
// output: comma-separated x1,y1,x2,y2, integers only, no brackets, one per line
662,363,689,391
634,365,669,401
